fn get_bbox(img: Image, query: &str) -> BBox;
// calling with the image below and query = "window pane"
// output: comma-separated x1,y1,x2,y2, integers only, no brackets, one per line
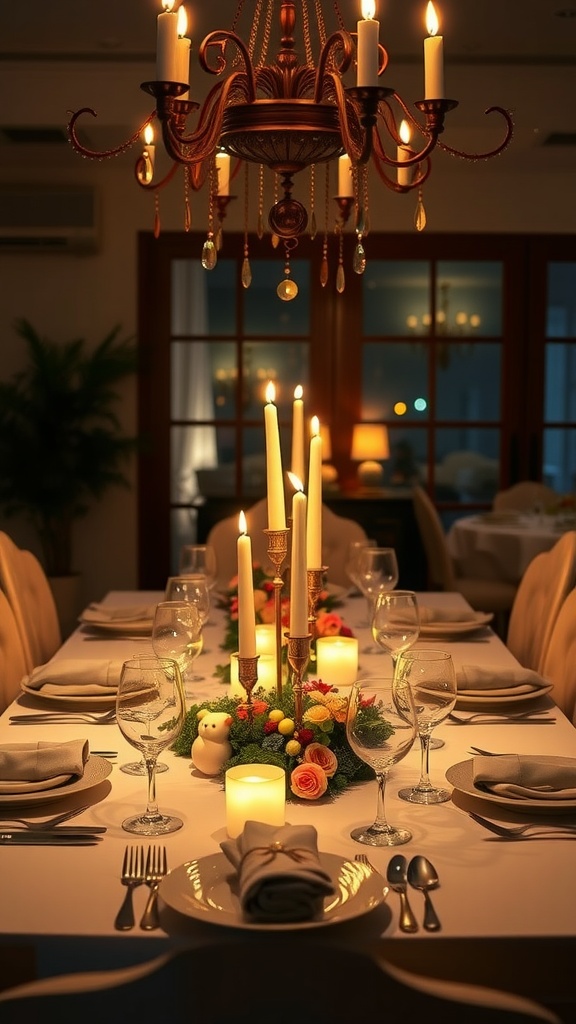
244,260,310,335
436,261,502,337
436,343,501,421
546,263,576,337
171,424,235,501
361,342,428,421
545,343,576,422
171,341,236,421
241,341,309,420
434,428,500,502
171,259,236,336
385,428,428,487
363,261,430,336
543,428,576,493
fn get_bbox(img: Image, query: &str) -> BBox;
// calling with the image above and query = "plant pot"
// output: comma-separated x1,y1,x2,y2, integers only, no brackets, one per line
48,573,82,641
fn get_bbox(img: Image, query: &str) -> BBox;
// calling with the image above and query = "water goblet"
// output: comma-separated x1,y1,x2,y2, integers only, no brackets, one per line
116,655,186,835
356,547,399,628
345,675,418,847
179,544,218,591
152,600,203,694
344,538,376,596
395,649,457,804
165,575,210,628
372,590,420,668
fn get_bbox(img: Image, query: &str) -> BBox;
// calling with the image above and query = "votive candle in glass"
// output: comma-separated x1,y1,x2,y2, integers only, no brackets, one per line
225,764,286,838
316,636,359,687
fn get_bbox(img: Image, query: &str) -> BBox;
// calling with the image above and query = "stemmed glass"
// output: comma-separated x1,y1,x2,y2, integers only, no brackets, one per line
345,675,418,846
179,544,218,591
344,538,376,596
116,654,185,835
395,649,457,804
152,600,203,694
372,590,420,668
356,547,399,629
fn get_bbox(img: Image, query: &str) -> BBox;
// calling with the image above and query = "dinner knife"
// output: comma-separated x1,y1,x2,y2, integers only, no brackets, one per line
0,826,108,835
0,831,104,845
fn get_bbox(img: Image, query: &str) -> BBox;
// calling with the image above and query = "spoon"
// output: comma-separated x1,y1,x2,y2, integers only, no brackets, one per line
386,855,418,933
407,855,441,931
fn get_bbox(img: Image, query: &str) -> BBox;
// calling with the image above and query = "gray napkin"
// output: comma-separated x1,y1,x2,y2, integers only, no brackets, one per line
80,602,157,624
24,658,124,696
419,606,480,623
220,821,335,923
0,739,89,794
457,665,547,695
473,754,576,800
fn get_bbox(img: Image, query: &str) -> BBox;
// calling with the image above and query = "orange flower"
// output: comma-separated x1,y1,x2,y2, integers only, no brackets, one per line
290,761,328,800
315,612,344,637
304,742,338,778
312,690,349,723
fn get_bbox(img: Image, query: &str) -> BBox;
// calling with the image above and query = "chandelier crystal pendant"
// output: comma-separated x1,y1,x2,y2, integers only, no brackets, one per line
67,0,513,297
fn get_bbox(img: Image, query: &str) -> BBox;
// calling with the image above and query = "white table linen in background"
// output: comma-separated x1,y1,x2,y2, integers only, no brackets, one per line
447,515,564,584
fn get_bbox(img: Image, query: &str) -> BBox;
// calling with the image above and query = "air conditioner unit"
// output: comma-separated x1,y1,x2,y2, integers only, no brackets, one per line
0,184,99,253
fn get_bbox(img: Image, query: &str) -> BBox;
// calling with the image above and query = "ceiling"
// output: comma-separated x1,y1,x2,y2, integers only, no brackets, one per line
0,1,575,170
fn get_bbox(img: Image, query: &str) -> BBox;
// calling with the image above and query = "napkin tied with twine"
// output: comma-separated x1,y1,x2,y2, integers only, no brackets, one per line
457,665,548,696
473,754,576,800
220,821,335,923
23,658,124,697
0,739,89,794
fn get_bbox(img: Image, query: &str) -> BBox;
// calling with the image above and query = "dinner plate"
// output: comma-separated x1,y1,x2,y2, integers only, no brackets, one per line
418,612,493,638
455,683,553,708
20,681,116,710
79,618,153,636
446,758,576,813
159,852,388,931
0,755,112,808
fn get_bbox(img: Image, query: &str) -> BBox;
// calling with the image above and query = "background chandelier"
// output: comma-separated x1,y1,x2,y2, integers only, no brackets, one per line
68,0,513,299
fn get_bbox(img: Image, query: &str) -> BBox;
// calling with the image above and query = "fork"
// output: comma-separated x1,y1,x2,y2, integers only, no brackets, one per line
140,845,168,931
0,804,93,830
9,708,117,725
114,845,145,931
448,710,554,725
469,811,576,839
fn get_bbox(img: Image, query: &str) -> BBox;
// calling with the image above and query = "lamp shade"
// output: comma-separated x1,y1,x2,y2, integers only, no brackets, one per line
351,424,390,462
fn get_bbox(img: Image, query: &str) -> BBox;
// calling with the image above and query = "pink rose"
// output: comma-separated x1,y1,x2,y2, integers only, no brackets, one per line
315,612,343,637
290,761,328,800
304,742,338,777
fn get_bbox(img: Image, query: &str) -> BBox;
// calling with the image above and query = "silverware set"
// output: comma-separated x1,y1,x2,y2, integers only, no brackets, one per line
9,708,116,725
355,852,441,932
114,845,168,931
0,804,106,844
448,710,555,725
469,811,576,840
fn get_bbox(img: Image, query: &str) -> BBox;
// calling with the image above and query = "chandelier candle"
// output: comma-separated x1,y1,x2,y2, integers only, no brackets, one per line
291,385,305,485
397,120,413,187
156,0,179,82
237,512,256,659
338,154,354,198
215,152,231,196
424,1,444,99
141,124,155,184
264,382,286,531
175,5,191,97
357,0,380,88
306,416,323,570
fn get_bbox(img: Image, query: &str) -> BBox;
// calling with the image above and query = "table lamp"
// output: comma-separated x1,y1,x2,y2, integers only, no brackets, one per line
351,423,390,490
320,423,338,489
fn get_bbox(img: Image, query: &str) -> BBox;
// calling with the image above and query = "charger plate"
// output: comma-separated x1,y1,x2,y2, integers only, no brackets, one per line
0,756,112,808
455,682,553,708
159,852,388,931
446,758,576,813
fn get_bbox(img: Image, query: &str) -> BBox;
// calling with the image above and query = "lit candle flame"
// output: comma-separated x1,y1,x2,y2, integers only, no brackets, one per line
310,415,320,438
265,381,276,404
238,510,247,535
294,384,303,400
426,1,439,37
399,119,411,145
177,4,187,36
361,0,376,19
287,472,303,493
144,123,154,147
162,0,175,11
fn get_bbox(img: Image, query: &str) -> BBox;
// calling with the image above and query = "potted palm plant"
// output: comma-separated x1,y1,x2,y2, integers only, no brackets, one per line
0,318,139,610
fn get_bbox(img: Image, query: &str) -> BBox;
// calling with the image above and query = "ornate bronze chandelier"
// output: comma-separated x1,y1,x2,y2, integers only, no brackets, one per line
68,0,513,298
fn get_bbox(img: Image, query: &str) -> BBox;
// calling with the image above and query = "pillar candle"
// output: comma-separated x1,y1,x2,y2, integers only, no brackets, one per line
289,479,308,636
424,1,444,99
338,154,354,198
264,382,286,531
357,1,379,88
397,120,413,187
306,416,323,569
291,385,305,485
175,5,191,97
216,152,231,196
237,511,256,658
225,764,286,838
156,0,179,82
316,636,359,687
255,624,276,656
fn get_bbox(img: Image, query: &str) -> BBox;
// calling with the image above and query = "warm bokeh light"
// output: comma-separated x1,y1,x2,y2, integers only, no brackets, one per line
414,398,428,412
394,402,407,416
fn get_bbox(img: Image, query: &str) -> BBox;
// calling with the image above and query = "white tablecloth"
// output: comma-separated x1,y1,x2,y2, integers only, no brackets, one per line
447,515,564,584
1,590,575,1014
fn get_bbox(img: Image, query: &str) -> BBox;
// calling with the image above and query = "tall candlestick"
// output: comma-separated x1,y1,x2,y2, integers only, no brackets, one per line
156,0,179,82
357,0,379,88
215,152,231,196
338,154,354,198
175,5,191,97
237,511,256,658
291,385,305,485
306,416,323,569
397,120,413,186
264,382,286,531
289,476,308,636
424,1,444,99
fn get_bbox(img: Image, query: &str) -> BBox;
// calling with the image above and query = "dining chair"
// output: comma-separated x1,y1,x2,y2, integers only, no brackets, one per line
207,497,367,590
0,941,561,1023
0,589,29,713
0,532,61,671
411,485,517,629
493,481,558,513
539,587,576,723
506,530,576,674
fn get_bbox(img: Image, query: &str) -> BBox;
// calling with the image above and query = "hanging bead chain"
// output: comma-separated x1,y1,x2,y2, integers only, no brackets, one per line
309,164,317,240
271,173,280,249
153,189,161,240
184,166,191,233
257,164,265,239
353,164,367,275
415,186,427,232
241,161,252,288
201,161,217,270
277,239,299,301
320,161,330,288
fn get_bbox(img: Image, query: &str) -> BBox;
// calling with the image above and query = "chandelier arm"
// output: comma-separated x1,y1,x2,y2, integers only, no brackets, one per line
134,158,181,191
436,106,514,161
371,153,432,191
313,30,354,103
159,75,247,165
369,105,439,170
199,30,257,101
67,107,155,160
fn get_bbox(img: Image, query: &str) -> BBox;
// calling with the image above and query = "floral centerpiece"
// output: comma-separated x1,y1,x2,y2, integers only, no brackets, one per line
172,680,381,801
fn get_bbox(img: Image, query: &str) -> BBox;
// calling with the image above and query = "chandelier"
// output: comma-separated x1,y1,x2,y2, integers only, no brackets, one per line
67,0,513,299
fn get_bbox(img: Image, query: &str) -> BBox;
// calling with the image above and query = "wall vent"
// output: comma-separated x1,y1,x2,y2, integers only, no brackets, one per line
0,184,99,253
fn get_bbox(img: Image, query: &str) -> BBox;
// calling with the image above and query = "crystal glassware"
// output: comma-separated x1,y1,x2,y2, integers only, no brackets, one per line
395,649,457,804
178,544,218,591
152,600,203,693
356,546,399,629
372,589,420,667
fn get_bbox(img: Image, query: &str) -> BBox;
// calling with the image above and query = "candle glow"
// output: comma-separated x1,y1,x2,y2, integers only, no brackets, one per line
397,119,413,187
225,764,286,838
156,0,179,82
237,511,256,658
424,1,444,99
142,124,155,183
357,0,379,87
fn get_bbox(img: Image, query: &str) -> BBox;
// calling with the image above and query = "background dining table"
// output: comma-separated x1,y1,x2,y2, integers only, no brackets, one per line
447,513,571,584
1,588,575,1020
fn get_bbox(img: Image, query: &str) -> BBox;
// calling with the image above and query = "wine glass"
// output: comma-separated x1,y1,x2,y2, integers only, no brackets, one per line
345,675,418,846
179,544,218,591
165,575,210,628
356,547,399,628
152,600,203,693
116,654,186,835
372,590,420,668
344,538,376,596
395,649,457,804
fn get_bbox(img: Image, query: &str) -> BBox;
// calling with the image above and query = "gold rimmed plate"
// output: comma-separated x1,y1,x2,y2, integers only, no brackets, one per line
0,756,112,807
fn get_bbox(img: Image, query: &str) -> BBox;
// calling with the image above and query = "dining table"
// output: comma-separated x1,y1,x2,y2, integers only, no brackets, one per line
1,587,575,1021
447,512,571,584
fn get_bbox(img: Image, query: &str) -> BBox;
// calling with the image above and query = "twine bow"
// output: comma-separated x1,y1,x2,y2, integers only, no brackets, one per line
239,841,311,870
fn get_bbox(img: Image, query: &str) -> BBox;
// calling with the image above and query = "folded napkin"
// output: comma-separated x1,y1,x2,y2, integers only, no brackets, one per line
220,821,335,923
473,754,576,800
0,739,89,794
418,606,480,624
23,658,124,697
80,602,157,624
457,665,548,696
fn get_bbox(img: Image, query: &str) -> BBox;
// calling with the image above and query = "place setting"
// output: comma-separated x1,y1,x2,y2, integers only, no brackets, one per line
0,737,112,816
15,657,125,711
446,752,576,815
77,601,157,636
452,664,554,710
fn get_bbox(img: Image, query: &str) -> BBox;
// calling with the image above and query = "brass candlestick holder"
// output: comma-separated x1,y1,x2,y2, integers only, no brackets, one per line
307,566,328,640
286,634,311,729
264,527,290,699
234,653,259,724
